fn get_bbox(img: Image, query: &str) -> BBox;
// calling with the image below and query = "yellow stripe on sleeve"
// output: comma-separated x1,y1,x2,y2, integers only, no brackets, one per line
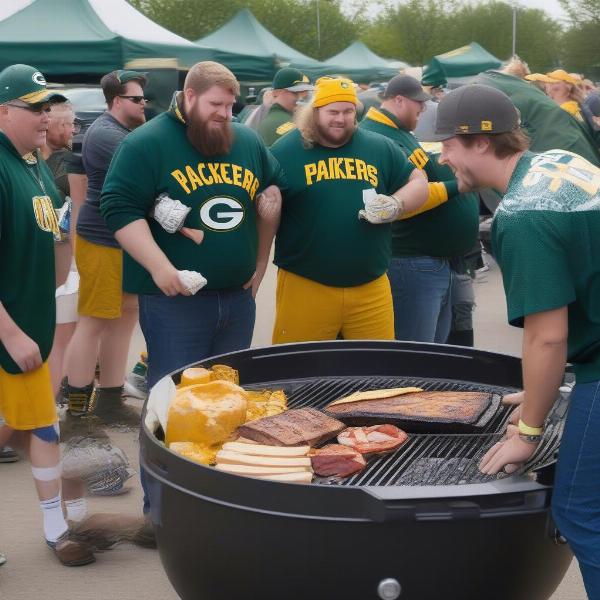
399,182,448,220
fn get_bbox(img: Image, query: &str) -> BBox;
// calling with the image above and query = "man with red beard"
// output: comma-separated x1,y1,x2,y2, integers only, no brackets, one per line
100,61,282,390
270,77,429,342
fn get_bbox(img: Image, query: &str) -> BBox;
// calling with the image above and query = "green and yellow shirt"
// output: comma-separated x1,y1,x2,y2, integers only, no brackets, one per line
271,127,414,287
360,107,479,258
101,96,283,294
0,133,61,374
493,149,600,383
257,103,296,147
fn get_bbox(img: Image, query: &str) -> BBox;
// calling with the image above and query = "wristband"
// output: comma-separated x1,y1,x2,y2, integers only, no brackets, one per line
518,419,543,436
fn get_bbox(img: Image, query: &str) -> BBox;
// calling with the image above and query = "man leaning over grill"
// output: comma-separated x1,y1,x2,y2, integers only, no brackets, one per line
435,83,600,598
270,77,429,343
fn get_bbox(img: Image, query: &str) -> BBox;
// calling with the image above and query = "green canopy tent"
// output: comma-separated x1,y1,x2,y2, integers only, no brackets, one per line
476,70,600,167
422,42,502,87
0,0,273,82
291,41,403,84
196,8,318,77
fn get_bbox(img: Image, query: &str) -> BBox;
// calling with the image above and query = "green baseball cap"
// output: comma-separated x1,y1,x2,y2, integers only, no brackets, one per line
435,84,520,140
114,70,148,85
0,64,67,105
272,68,314,92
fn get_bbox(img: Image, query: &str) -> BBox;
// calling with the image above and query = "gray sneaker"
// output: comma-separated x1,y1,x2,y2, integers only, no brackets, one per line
0,446,19,463
0,551,6,566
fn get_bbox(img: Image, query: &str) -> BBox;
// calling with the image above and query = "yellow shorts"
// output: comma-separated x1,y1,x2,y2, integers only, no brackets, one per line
272,269,394,344
75,234,123,319
0,362,57,430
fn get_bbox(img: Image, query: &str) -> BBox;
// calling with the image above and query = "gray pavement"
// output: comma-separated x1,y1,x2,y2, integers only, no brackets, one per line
0,258,586,599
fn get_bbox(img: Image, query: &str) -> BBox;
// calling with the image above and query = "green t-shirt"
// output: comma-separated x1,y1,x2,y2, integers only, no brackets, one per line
0,134,61,374
360,107,479,258
257,103,296,147
271,127,415,287
101,100,282,294
493,149,600,383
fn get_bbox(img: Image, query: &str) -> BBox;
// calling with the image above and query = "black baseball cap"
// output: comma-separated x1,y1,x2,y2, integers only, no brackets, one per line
435,84,520,140
380,75,432,102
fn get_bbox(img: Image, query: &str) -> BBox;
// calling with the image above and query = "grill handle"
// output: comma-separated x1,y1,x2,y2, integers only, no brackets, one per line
379,490,549,522
382,500,482,522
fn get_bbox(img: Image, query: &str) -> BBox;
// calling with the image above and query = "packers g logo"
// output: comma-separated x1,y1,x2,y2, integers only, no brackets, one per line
32,72,46,86
199,196,245,231
32,196,60,238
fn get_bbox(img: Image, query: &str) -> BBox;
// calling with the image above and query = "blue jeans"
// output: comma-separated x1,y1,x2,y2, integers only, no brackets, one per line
553,380,600,598
387,256,451,343
138,288,256,389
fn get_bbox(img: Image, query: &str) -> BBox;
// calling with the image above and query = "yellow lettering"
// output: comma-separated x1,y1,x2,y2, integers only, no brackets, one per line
305,163,317,185
409,148,429,170
367,165,378,187
171,169,191,194
249,178,260,200
185,165,202,191
232,164,242,187
220,163,233,184
355,159,367,182
328,157,344,179
207,163,223,184
316,160,329,182
242,168,255,193
198,163,213,185
344,158,356,180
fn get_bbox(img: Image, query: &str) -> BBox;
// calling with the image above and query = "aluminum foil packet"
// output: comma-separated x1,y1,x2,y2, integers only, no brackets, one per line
178,270,208,295
152,193,191,233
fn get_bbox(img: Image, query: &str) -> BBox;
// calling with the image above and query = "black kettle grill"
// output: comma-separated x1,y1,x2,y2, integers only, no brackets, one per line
141,341,573,600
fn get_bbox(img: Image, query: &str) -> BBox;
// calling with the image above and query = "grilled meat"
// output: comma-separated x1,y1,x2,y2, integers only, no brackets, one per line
310,444,366,478
337,425,408,455
237,407,346,447
325,391,492,426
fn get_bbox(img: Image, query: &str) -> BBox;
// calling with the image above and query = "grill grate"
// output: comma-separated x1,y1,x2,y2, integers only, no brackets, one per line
247,375,564,487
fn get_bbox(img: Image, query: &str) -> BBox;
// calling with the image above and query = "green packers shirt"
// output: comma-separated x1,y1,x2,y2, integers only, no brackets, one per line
271,127,415,287
493,149,600,383
101,97,282,294
257,103,296,147
0,134,61,374
360,107,479,258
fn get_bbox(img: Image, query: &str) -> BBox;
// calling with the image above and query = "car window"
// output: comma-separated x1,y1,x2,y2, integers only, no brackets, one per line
61,88,106,112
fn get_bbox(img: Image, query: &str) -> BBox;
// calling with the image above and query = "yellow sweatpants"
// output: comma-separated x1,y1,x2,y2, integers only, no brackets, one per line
272,269,394,344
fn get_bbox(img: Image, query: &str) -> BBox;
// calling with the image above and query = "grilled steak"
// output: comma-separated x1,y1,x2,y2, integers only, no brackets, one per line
325,391,493,427
310,444,366,478
237,408,346,447
338,425,408,455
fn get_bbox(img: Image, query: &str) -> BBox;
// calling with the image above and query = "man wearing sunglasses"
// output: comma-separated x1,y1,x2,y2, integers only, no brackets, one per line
64,69,147,426
0,63,95,565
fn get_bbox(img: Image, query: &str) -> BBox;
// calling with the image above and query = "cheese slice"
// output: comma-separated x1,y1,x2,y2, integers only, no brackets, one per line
215,450,311,468
327,387,423,407
259,471,313,483
222,442,310,457
215,464,311,475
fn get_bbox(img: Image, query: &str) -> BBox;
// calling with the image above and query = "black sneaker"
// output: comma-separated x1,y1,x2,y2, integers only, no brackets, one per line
0,446,19,463
93,387,141,429
67,384,95,417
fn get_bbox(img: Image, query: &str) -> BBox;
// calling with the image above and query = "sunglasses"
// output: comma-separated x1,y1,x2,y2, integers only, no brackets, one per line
118,95,148,104
5,102,51,114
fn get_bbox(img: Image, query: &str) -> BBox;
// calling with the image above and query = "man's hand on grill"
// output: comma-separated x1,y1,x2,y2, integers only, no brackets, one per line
502,390,524,405
479,432,539,475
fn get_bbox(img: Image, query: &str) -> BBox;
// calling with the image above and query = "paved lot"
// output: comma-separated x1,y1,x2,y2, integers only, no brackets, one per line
0,258,586,599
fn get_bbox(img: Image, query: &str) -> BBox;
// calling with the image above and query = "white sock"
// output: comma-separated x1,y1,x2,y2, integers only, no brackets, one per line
64,498,88,523
40,495,68,543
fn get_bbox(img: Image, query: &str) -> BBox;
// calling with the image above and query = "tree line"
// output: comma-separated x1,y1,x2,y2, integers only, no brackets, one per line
129,0,600,77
